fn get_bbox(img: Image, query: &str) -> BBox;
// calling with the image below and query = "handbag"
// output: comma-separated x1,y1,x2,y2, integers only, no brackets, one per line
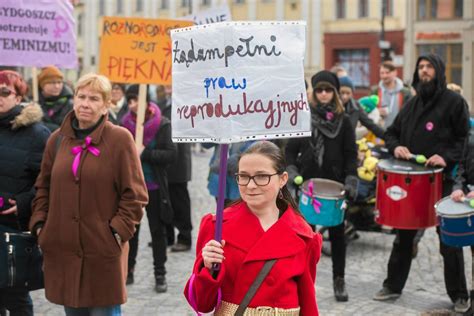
0,224,44,290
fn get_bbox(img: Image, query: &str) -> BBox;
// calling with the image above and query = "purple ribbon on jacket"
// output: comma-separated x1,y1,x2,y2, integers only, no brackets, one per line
307,181,322,214
188,273,222,315
71,136,100,178
0,197,3,208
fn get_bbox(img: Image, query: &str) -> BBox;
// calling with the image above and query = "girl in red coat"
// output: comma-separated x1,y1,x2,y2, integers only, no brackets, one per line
184,141,322,315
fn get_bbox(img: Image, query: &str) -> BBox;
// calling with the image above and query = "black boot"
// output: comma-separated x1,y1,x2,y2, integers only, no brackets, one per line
333,277,348,302
155,275,168,293
126,270,134,285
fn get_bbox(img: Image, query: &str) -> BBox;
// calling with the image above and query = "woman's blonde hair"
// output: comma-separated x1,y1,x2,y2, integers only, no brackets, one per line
75,73,112,105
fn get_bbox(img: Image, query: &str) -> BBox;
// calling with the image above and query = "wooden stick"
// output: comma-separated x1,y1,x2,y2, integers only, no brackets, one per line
135,84,147,148
31,67,39,103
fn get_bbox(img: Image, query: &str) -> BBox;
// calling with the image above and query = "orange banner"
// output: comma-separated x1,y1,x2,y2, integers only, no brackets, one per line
99,17,193,84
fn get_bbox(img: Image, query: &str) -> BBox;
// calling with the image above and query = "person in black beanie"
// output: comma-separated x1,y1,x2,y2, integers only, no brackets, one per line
286,70,358,302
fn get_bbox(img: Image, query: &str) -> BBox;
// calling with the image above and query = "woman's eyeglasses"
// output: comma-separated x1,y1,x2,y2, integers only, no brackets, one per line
235,173,279,186
0,87,16,98
315,87,333,94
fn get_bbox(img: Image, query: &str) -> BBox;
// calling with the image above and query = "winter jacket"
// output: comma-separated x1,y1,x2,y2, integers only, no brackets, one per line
38,84,74,132
385,53,470,176
286,112,358,185
30,111,148,307
0,104,50,230
184,202,322,315
121,104,177,224
344,98,385,139
161,98,192,183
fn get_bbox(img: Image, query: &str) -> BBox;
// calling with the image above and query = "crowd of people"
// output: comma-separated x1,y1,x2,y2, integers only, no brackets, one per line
0,52,472,315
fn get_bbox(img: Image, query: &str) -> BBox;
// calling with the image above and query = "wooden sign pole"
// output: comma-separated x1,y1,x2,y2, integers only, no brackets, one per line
31,67,39,103
135,84,147,148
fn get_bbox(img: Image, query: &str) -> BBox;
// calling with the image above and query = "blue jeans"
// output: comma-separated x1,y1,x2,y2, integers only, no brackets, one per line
64,305,121,316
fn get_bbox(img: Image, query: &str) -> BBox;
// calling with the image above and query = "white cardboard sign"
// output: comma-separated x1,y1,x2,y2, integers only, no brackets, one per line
171,21,311,143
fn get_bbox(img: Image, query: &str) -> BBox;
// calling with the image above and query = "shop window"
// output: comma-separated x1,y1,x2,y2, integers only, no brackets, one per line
417,44,463,85
117,0,123,14
359,0,368,18
161,0,169,9
335,49,370,88
417,0,463,20
336,0,346,19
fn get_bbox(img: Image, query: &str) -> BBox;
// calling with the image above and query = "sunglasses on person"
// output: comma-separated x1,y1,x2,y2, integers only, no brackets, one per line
315,87,334,94
0,87,16,98
235,173,280,186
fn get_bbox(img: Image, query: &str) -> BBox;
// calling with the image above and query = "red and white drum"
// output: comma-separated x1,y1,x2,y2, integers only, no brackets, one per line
375,158,443,229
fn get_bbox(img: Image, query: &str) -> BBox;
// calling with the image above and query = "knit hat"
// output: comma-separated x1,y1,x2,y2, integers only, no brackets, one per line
358,95,379,113
311,70,340,91
338,76,354,91
38,66,63,88
126,84,150,102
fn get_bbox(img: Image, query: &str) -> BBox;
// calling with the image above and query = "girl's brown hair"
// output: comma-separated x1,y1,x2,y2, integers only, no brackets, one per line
312,82,345,115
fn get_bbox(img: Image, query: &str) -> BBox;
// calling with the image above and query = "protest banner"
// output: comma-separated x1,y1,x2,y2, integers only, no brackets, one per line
181,4,231,25
99,17,193,85
0,0,77,68
170,21,311,144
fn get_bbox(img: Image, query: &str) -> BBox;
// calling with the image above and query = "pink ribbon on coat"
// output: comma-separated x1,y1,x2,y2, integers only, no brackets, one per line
0,197,3,208
188,273,222,316
307,181,322,214
71,136,100,178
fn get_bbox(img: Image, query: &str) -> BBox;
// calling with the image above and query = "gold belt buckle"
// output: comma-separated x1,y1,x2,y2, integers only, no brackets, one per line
256,306,275,315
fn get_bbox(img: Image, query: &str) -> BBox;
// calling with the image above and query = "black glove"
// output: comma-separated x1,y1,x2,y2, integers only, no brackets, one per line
344,175,359,201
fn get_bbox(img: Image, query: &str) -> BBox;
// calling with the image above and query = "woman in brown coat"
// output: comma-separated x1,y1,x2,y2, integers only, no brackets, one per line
29,73,148,316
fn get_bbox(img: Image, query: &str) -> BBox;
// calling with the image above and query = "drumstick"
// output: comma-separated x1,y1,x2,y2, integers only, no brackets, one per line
410,154,427,164
460,197,474,208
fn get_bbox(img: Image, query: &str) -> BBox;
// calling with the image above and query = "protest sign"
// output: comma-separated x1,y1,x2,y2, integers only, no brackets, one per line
0,0,77,68
171,21,310,144
181,4,231,25
99,17,193,85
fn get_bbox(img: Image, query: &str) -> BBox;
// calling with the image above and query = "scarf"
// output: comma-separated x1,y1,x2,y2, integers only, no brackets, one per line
121,102,161,146
311,103,343,167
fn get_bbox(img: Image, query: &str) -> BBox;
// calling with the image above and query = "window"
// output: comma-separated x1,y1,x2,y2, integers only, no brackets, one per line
336,0,346,19
234,0,245,3
136,0,143,11
335,49,370,88
117,0,123,13
417,0,463,20
99,0,105,15
359,0,368,18
202,0,211,5
181,0,190,7
77,13,83,36
382,0,393,16
161,0,169,9
417,44,463,85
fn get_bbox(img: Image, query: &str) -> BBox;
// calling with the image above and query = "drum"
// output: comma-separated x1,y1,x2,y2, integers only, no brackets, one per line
436,197,474,247
375,158,443,229
299,178,346,227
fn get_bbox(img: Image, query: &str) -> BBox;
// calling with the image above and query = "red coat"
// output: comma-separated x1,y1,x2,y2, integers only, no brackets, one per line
184,202,322,315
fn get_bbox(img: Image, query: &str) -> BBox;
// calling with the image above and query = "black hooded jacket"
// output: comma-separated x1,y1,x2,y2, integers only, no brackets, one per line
385,53,470,175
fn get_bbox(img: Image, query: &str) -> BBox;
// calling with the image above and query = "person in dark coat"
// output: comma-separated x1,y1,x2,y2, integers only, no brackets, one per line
37,66,73,131
121,84,177,292
0,70,50,315
373,53,471,314
160,85,194,252
286,70,358,302
108,83,129,125
338,76,385,140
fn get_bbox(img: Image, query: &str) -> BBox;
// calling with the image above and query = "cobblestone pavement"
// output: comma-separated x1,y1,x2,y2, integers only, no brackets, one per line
31,149,472,315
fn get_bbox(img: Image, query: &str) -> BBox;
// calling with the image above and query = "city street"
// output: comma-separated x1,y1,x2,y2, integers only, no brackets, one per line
32,149,469,315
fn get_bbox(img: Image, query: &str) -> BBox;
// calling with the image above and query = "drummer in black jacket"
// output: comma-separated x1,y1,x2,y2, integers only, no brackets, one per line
374,53,470,313
286,71,358,302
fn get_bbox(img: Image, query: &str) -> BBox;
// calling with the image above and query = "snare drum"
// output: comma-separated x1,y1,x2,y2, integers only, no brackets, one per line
375,158,443,229
436,197,474,247
299,178,346,227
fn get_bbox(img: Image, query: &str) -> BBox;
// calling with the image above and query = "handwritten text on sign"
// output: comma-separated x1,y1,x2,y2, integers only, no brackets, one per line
99,17,193,84
171,21,310,143
0,0,77,68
